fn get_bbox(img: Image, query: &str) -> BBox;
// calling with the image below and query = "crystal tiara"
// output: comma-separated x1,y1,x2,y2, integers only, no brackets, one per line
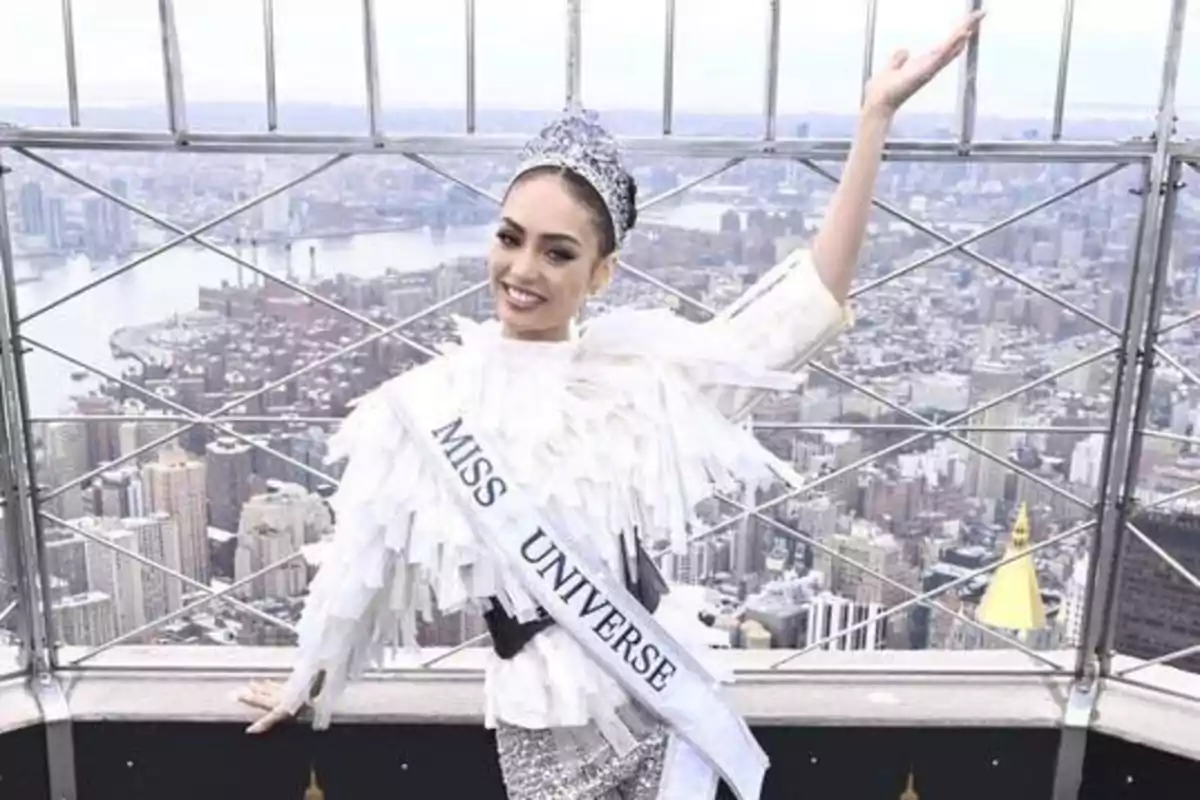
512,107,634,247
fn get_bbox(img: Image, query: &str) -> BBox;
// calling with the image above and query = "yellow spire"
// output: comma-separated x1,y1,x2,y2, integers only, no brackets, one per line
977,503,1046,631
304,766,324,800
900,769,920,800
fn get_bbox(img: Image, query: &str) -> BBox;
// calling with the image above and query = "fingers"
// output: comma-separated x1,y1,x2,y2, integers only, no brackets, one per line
889,49,910,70
246,707,291,735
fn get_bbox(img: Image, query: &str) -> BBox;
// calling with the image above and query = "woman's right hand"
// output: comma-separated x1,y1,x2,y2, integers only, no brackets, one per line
240,679,295,734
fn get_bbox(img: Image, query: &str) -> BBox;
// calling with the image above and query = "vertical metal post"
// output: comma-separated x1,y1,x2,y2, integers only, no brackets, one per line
465,0,477,133
0,152,75,799
662,0,676,135
60,0,80,127
763,0,782,141
1051,0,1076,141
362,0,383,138
262,0,279,132
157,0,188,136
956,0,983,151
859,0,880,110
566,0,583,109
1074,0,1187,680
1052,5,1188,798
0,152,53,675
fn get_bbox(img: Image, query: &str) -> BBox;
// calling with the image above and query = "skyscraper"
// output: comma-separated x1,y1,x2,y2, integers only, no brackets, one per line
43,422,90,520
143,447,209,586
18,181,45,236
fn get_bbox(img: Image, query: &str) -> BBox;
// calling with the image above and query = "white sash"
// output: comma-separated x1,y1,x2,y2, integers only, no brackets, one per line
389,397,768,800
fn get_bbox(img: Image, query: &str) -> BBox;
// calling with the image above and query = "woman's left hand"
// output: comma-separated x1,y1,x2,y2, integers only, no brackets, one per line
862,10,986,117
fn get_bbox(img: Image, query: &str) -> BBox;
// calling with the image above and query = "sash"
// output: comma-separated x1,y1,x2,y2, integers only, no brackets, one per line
389,396,768,800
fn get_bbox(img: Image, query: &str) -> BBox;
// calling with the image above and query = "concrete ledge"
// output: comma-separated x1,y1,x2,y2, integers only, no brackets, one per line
0,646,1193,765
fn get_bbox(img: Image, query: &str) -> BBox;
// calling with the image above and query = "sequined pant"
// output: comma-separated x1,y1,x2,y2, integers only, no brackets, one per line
495,708,668,799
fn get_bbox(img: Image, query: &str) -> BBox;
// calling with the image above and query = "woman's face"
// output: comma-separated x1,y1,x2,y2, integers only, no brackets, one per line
488,172,612,341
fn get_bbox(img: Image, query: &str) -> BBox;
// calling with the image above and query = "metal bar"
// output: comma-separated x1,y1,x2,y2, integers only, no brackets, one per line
662,0,676,134
156,0,187,135
23,338,342,496
1157,304,1200,336
63,543,306,667
771,521,1094,667
60,0,80,127
419,632,491,668
43,511,296,638
0,128,1157,161
638,158,744,211
764,0,782,141
362,0,382,137
799,159,1125,335
18,154,349,325
566,0,582,109
847,163,1130,301
1126,522,1200,594
28,414,343,425
0,600,18,627
859,0,879,109
709,494,1066,669
754,422,1108,434
15,147,443,363
262,0,278,132
687,431,932,546
23,275,487,500
620,252,1111,503
956,0,984,151
681,340,1116,545
400,153,501,204
1152,344,1200,388
0,153,55,673
807,361,1094,510
1139,428,1200,448
1077,0,1187,679
1108,674,1200,706
465,0,476,134
1114,640,1200,677
1051,0,1076,141
35,676,76,800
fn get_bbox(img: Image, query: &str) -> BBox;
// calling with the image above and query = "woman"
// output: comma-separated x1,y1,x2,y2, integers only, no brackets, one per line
242,14,984,799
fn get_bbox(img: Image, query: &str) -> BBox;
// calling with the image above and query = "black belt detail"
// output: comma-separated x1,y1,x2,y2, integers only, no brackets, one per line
484,532,669,660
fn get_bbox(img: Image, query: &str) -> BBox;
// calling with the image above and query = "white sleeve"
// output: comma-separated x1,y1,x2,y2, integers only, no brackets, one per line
703,249,850,418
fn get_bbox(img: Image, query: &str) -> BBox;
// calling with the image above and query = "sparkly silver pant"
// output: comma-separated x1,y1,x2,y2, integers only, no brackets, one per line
495,705,668,800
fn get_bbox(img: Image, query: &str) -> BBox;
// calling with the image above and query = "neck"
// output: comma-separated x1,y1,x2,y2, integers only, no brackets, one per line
500,321,572,342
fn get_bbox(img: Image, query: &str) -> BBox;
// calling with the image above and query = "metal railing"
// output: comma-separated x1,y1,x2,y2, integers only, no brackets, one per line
0,0,1197,797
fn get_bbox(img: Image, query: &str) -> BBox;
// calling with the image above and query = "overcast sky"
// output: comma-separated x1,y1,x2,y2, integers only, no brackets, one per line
1,0,1197,121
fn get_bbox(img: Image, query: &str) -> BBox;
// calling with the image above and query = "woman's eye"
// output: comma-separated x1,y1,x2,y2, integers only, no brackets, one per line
496,231,519,247
546,249,575,264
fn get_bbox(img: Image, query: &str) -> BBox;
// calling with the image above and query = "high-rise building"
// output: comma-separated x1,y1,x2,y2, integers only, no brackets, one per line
206,437,254,533
1114,510,1200,673
79,519,147,638
88,465,146,518
805,592,888,652
125,514,183,622
43,528,89,596
43,421,90,520
52,591,116,647
18,181,45,236
964,360,1024,505
234,481,332,600
143,447,209,586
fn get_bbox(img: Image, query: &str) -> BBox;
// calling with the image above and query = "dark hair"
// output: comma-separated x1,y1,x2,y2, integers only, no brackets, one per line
511,166,638,257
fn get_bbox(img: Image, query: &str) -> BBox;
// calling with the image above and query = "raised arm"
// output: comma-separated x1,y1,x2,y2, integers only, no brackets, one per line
698,13,984,419
813,11,985,302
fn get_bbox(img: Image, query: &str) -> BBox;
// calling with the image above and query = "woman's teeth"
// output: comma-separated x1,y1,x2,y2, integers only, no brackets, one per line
505,284,544,309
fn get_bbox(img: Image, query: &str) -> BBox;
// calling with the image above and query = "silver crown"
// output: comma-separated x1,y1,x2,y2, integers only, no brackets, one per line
512,107,633,247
